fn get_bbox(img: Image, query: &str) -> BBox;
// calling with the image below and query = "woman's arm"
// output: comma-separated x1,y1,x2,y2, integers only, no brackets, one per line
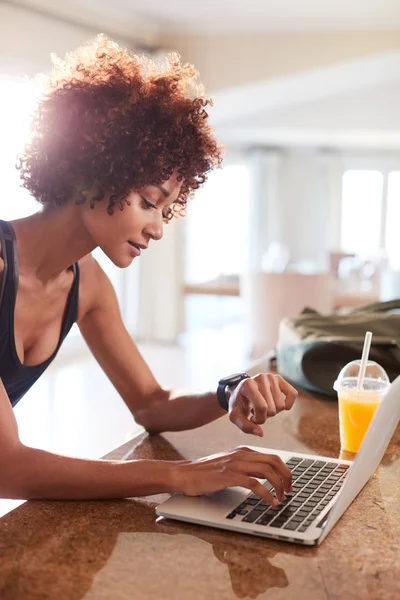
1,379,291,503
77,258,297,435
0,378,176,499
77,256,226,433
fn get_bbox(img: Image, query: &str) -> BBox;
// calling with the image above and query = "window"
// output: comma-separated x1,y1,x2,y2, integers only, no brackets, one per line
385,172,400,269
0,77,39,220
183,163,250,334
184,164,250,283
340,170,384,256
341,167,400,270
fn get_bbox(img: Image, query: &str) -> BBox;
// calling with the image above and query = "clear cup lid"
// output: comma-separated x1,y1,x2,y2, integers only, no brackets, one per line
333,360,390,392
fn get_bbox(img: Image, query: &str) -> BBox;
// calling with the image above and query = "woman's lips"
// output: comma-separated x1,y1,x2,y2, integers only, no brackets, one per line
127,241,141,257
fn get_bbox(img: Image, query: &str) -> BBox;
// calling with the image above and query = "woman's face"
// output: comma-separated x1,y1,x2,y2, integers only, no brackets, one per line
81,173,183,267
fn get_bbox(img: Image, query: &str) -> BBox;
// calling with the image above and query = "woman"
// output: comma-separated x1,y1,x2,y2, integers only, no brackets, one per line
0,36,297,505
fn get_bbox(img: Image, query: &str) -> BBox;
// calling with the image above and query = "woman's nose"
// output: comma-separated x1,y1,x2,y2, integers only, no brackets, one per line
145,214,164,241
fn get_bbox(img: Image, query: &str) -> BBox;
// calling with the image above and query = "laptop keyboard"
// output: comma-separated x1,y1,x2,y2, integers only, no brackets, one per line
226,457,349,533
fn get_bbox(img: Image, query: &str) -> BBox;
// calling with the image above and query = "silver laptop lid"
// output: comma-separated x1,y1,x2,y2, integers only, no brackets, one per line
319,375,400,544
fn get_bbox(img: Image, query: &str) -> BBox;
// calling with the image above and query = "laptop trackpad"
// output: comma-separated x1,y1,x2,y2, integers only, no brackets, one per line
156,487,247,521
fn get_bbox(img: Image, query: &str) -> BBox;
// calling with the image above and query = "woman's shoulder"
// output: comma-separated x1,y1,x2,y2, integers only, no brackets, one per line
77,253,111,318
78,253,105,283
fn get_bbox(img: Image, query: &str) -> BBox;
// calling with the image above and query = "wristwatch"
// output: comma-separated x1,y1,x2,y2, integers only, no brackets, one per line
217,372,250,411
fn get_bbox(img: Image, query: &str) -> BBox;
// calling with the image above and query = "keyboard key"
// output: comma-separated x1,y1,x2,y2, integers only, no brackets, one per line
270,519,286,528
245,498,260,506
291,514,305,523
314,461,326,468
300,459,314,468
280,508,296,518
267,507,281,515
256,513,275,526
286,457,302,465
335,465,348,471
284,521,300,531
243,509,264,523
226,511,236,519
248,494,261,502
236,508,248,515
299,524,308,532
290,500,303,508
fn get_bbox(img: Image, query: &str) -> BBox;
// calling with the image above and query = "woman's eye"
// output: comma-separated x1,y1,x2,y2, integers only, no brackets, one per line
141,197,156,210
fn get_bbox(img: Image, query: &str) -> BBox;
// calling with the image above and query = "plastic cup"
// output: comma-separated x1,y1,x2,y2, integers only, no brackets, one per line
334,360,390,453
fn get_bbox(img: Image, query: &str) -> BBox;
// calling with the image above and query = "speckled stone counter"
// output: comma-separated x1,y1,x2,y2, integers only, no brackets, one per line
1,390,400,600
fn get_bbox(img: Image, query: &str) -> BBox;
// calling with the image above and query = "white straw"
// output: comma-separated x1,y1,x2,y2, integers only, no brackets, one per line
356,331,373,391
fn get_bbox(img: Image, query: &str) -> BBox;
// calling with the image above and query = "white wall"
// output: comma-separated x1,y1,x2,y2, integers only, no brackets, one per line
0,4,95,75
248,148,344,271
0,3,143,76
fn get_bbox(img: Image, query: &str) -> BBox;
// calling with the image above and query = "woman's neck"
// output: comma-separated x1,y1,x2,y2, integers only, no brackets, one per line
10,204,96,283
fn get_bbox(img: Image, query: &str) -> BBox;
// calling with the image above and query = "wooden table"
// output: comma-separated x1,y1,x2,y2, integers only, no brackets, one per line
1,388,400,599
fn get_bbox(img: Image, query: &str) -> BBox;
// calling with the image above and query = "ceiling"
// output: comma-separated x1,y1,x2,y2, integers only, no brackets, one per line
7,0,400,34
212,51,400,149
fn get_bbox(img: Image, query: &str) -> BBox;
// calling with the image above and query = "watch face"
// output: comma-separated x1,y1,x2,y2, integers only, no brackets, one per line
219,373,248,385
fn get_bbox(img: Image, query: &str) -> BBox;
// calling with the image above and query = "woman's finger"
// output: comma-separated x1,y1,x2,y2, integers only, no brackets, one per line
229,406,260,435
257,376,278,417
235,476,278,506
269,375,286,412
234,461,285,501
240,379,269,424
275,375,298,410
236,450,292,492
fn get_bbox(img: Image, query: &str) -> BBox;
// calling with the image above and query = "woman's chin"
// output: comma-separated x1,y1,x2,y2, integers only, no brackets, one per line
104,252,135,269
115,255,135,268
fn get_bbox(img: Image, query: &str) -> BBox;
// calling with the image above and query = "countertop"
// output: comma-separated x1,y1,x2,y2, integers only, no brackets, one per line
1,389,400,600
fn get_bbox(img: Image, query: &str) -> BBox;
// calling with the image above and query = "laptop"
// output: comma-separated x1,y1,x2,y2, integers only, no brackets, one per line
156,376,400,546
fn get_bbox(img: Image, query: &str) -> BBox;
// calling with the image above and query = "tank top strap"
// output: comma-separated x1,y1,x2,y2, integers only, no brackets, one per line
0,220,19,321
61,261,80,341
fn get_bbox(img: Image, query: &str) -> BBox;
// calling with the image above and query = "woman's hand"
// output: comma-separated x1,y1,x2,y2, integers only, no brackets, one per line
228,373,298,437
172,446,292,505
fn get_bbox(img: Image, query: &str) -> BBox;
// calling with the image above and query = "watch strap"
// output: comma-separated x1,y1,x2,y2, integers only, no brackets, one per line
217,382,230,411
217,372,250,411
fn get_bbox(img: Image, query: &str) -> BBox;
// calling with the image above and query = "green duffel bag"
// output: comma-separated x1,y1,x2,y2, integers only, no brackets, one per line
276,299,400,398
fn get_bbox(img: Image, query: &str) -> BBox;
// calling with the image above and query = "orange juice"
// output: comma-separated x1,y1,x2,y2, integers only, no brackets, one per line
338,389,382,453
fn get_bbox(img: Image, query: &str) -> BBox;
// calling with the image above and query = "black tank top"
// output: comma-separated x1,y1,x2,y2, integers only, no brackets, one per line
0,220,80,407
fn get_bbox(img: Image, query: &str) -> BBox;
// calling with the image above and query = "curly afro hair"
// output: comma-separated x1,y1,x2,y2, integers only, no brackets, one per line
18,35,223,217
